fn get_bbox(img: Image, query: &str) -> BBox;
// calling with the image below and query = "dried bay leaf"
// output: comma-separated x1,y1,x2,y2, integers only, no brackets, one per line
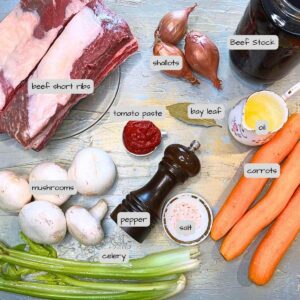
166,103,221,127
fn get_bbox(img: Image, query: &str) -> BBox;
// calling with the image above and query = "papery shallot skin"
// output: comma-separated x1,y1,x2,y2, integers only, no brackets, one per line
0,0,138,151
185,31,222,90
0,0,91,112
153,39,199,85
156,4,197,45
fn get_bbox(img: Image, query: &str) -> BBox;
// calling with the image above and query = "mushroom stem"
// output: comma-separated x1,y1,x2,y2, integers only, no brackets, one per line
89,200,108,222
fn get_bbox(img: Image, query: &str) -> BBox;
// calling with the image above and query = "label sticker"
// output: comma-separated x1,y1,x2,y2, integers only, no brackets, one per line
176,220,195,236
188,104,225,120
227,35,279,50
99,249,129,264
244,163,280,178
29,79,94,94
110,106,165,121
150,56,183,71
30,181,77,195
256,120,269,135
117,212,150,227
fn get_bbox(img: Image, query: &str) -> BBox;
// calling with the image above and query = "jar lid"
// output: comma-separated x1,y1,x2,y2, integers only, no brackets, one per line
263,0,300,36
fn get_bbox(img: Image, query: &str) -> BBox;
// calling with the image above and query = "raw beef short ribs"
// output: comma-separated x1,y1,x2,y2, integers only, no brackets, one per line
0,0,138,150
0,0,91,112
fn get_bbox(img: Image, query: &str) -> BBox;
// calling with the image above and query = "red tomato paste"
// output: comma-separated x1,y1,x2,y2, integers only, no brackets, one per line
123,121,161,155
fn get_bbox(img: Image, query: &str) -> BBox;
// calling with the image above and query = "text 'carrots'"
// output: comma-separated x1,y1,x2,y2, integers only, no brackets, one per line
211,113,300,241
220,142,300,261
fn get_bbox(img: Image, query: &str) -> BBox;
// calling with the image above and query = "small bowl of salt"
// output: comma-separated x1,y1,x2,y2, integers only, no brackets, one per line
162,193,213,246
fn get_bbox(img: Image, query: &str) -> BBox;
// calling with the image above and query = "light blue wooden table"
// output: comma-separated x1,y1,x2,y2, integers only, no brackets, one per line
0,0,299,299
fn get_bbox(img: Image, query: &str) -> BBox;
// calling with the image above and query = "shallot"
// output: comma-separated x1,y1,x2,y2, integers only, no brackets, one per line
157,4,197,44
185,31,222,90
153,36,199,85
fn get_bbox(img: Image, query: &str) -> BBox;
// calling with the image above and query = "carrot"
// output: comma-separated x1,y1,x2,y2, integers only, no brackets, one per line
211,113,300,241
249,186,300,285
220,142,300,261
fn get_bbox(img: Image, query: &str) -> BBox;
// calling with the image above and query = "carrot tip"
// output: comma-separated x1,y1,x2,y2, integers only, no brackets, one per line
210,231,219,241
249,274,269,286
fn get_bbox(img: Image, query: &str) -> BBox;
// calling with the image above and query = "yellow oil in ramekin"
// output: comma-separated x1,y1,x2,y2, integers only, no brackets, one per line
243,91,286,132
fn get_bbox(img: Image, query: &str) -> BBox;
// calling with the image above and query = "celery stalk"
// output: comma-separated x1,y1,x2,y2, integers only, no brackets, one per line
0,263,34,280
130,246,200,267
20,233,57,258
1,242,200,269
51,274,182,292
0,253,199,279
0,243,200,279
0,276,185,300
0,237,196,299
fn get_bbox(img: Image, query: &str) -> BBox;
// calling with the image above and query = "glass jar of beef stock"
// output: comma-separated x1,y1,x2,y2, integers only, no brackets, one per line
230,0,300,83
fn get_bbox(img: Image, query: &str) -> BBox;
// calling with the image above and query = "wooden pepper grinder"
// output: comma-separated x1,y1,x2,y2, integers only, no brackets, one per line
111,140,201,243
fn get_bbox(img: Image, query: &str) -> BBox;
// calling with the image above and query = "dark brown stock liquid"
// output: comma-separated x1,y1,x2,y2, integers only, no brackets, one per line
230,0,300,83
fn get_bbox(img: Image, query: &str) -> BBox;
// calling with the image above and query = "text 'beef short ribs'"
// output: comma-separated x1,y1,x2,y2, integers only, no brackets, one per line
0,0,91,112
0,0,138,150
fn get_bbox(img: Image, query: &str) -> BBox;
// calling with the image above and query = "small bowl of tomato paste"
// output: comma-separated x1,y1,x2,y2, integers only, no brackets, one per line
122,121,166,156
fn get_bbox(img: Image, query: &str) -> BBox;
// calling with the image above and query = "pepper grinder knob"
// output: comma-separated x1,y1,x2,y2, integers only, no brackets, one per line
189,140,201,152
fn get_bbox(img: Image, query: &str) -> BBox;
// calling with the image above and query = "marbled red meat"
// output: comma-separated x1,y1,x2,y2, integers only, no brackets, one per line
0,0,91,112
0,0,138,150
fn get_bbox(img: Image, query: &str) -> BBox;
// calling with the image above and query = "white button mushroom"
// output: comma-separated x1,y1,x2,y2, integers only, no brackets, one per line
66,199,108,246
68,147,117,196
0,171,32,212
29,162,70,206
19,201,67,244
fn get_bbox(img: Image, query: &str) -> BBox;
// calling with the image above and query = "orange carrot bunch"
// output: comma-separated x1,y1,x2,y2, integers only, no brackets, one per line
211,113,300,285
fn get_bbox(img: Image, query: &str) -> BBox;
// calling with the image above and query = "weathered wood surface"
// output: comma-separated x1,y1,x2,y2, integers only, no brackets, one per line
0,0,300,299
